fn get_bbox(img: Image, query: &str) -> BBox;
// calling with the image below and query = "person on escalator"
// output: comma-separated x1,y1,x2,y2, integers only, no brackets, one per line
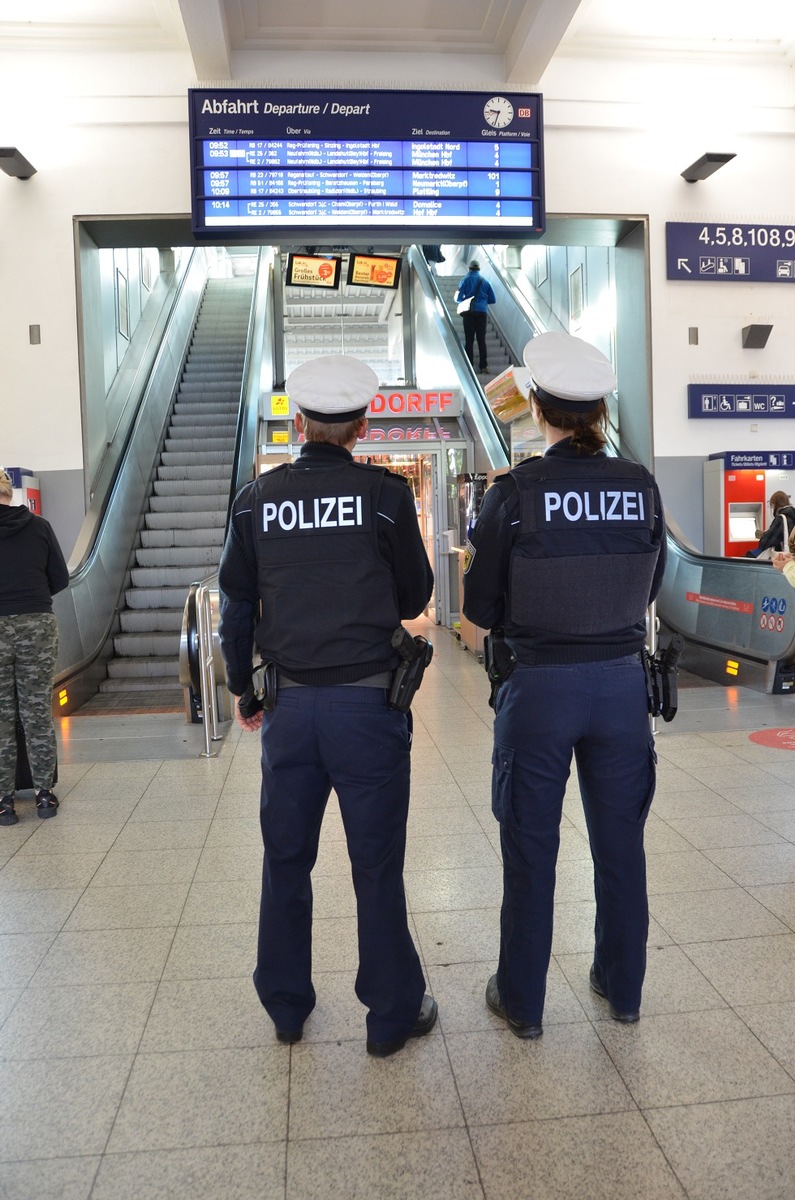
0,468,68,826
455,260,496,376
746,491,795,559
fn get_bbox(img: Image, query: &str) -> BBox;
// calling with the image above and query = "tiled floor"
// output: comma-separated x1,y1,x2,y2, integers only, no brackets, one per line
2,619,795,1199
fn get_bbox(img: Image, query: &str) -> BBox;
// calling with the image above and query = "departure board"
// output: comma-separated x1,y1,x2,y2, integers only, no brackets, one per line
188,88,545,242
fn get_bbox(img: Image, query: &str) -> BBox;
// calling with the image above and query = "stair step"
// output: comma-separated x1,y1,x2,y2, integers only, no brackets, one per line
107,656,181,680
124,586,192,610
113,631,181,659
120,608,184,633
152,479,228,497
147,502,227,522
136,545,222,568
131,565,210,588
169,413,238,428
141,527,225,549
164,436,236,452
160,451,234,467
99,677,183,693
156,464,230,482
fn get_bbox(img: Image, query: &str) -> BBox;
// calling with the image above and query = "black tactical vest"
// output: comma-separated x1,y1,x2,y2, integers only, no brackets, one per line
250,459,401,675
508,454,660,639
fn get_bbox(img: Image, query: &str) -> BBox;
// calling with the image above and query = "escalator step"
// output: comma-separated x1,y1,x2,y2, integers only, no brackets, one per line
156,465,230,482
125,586,191,610
107,655,181,679
152,479,228,497
113,632,181,659
131,565,211,588
141,527,224,549
160,451,234,467
120,608,183,633
136,546,221,568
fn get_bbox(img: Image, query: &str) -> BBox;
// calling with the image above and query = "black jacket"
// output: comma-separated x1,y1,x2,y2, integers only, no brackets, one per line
756,505,795,553
218,442,434,693
463,440,667,665
0,505,69,615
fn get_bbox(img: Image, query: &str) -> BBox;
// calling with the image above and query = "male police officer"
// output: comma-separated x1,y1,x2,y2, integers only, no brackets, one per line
463,332,666,1037
218,354,437,1056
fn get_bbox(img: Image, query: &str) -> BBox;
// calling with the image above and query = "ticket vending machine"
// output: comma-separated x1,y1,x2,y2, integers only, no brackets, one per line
5,466,41,514
704,451,795,557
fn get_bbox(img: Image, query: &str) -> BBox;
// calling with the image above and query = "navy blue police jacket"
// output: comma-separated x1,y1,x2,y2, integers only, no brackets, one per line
462,439,667,665
218,441,433,694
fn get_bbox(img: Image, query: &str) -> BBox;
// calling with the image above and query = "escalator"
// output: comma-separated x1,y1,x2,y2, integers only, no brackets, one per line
428,246,795,695
53,249,275,715
77,277,254,712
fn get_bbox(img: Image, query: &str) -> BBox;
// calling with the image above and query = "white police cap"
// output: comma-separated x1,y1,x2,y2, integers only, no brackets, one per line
522,332,617,413
287,354,379,423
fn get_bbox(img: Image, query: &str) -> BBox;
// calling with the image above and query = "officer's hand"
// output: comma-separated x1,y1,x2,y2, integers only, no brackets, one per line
235,706,263,732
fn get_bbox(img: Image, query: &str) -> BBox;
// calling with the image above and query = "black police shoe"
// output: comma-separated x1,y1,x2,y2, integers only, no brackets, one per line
366,994,438,1057
589,965,640,1024
0,795,18,826
485,974,543,1039
35,789,59,819
275,1024,304,1045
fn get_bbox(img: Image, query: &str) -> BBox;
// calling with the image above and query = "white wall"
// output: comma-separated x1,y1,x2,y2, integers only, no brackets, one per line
2,43,794,481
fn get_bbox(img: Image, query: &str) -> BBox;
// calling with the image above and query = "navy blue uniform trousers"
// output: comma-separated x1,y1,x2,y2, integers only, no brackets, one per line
492,655,656,1024
252,684,426,1043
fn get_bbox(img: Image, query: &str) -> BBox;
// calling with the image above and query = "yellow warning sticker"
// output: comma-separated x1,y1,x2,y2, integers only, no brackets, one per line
270,394,290,416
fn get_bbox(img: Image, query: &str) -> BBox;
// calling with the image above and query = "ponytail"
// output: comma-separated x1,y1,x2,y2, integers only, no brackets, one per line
532,395,608,455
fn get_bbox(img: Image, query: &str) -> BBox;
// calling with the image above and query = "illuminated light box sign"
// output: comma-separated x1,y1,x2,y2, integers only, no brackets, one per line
286,253,341,288
667,223,795,283
189,88,545,242
689,384,795,419
347,254,401,289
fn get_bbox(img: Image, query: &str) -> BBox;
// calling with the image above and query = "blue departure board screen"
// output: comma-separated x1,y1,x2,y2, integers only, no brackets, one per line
188,88,545,242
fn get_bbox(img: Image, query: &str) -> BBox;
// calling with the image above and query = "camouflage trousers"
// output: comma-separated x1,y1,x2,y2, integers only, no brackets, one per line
0,612,59,796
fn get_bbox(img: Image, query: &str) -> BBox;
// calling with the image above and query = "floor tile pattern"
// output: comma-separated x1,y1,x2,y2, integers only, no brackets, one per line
2,622,795,1197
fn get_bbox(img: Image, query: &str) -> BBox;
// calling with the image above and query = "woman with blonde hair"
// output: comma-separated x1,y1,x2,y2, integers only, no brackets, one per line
0,468,68,825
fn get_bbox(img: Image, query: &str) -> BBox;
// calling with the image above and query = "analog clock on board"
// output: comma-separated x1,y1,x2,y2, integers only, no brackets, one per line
483,96,514,129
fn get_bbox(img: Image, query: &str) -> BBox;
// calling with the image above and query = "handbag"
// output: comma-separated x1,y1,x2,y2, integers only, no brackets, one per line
456,278,481,315
755,512,789,561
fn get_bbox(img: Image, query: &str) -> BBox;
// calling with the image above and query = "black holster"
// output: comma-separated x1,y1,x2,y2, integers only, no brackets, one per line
642,634,684,722
238,661,278,717
388,627,434,713
483,629,516,709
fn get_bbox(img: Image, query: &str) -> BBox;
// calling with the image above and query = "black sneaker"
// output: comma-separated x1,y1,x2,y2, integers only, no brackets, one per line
0,795,18,826
35,789,59,819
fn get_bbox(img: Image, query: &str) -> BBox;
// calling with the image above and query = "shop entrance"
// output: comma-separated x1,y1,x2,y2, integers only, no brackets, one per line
358,448,450,626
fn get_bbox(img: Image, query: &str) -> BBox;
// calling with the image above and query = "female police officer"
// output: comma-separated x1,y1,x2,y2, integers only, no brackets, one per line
463,332,666,1037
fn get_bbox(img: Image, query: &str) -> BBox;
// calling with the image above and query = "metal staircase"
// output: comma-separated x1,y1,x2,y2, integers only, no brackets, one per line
86,276,254,711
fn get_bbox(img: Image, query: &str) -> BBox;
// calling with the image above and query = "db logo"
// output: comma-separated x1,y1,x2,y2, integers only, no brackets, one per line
518,107,532,118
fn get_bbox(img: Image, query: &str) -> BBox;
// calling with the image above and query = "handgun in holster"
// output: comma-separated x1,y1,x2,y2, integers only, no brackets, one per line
388,627,434,713
483,628,517,709
642,634,684,723
237,661,278,718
